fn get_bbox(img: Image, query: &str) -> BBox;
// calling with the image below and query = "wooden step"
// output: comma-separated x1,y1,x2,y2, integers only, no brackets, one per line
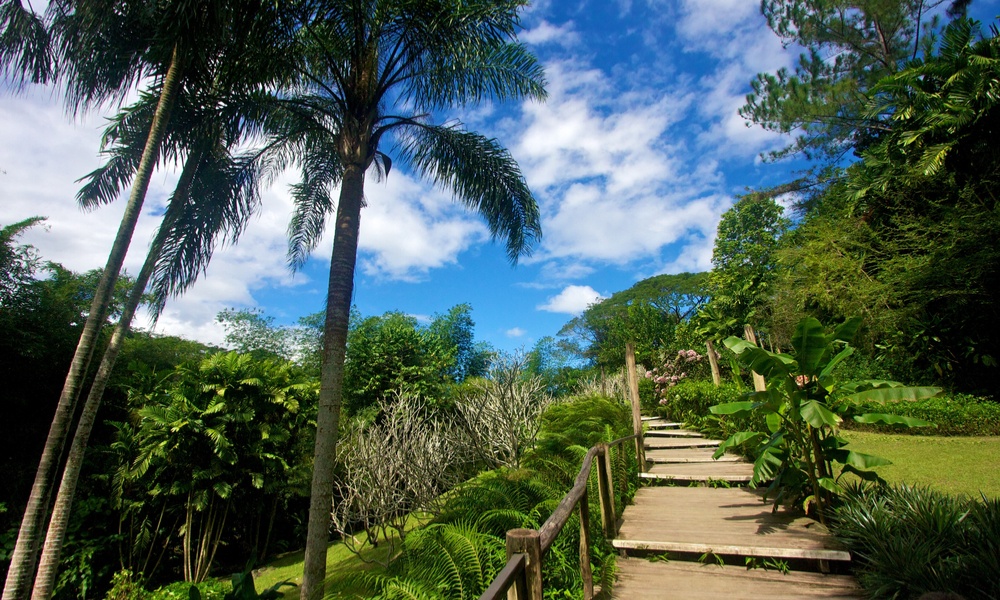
614,487,851,563
646,451,740,463
645,438,721,449
645,429,705,438
611,559,862,599
645,421,683,429
646,448,742,463
641,461,754,484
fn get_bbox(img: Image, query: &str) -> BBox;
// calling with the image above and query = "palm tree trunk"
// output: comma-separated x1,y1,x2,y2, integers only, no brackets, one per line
300,163,365,600
2,44,184,600
29,151,199,600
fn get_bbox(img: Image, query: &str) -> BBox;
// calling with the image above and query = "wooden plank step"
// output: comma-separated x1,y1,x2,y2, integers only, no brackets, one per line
646,429,705,438
640,416,660,421
640,473,753,484
610,558,862,599
645,421,683,429
642,461,754,483
615,487,851,563
646,448,742,463
645,438,721,449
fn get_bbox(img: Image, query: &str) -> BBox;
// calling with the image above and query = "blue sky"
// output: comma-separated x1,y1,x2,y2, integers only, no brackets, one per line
3,1,997,354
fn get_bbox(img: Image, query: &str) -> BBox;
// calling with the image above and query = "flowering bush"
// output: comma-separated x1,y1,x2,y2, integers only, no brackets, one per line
645,349,705,405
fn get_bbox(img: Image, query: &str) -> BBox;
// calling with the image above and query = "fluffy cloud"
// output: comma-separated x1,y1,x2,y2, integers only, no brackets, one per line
537,285,605,315
1,89,494,343
506,59,726,276
521,20,580,47
505,327,527,338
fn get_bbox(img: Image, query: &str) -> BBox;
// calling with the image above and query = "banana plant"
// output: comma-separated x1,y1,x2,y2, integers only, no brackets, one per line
709,316,940,524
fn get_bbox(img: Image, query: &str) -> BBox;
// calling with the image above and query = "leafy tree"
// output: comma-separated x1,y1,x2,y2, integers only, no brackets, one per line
708,193,790,337
428,304,492,381
217,309,297,361
114,352,315,583
255,4,546,597
770,19,1000,392
525,336,582,397
741,0,966,162
0,217,44,309
558,272,709,368
343,311,455,416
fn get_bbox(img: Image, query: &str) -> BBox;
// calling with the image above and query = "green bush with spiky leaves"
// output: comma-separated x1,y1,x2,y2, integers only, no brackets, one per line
833,483,1000,599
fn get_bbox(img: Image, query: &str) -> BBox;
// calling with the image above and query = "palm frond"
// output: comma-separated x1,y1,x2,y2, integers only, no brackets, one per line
285,135,344,268
147,146,264,317
400,123,540,263
0,0,54,87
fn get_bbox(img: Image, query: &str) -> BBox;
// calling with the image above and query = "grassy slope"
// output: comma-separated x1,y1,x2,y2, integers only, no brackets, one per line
252,515,431,598
840,430,1000,498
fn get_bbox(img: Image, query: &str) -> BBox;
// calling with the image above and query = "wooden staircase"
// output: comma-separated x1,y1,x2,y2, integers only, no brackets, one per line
609,417,860,599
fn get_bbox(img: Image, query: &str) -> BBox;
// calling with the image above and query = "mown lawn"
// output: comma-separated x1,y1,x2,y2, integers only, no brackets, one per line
840,430,1000,498
252,514,431,598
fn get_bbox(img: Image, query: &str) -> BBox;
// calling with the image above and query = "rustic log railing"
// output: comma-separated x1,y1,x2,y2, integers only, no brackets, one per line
478,433,640,600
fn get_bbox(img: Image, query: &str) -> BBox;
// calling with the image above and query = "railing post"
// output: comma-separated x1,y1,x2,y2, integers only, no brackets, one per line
706,339,722,387
578,488,594,600
506,529,542,600
625,342,646,472
596,444,616,538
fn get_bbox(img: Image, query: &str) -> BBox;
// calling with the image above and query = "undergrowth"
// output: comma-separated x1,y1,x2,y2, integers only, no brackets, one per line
832,483,1000,599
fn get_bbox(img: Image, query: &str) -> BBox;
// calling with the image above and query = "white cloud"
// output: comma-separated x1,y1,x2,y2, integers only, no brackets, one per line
504,59,729,275
521,20,580,47
353,173,489,281
1,89,497,344
537,285,605,315
505,327,526,338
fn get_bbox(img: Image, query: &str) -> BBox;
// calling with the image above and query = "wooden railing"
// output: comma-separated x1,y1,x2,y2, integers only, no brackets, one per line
478,434,639,600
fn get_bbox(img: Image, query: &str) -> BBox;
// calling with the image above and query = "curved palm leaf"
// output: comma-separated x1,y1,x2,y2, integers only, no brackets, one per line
400,123,541,262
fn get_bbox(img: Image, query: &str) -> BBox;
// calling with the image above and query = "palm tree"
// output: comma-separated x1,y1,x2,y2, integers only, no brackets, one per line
26,8,295,597
263,2,546,598
4,2,291,598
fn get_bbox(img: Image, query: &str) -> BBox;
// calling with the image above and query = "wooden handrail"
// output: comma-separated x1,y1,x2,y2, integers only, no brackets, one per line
479,552,526,600
538,446,598,551
478,433,639,600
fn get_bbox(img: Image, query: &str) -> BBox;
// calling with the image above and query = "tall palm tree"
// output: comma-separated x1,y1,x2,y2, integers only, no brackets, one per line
263,2,546,598
4,2,291,598
26,8,294,598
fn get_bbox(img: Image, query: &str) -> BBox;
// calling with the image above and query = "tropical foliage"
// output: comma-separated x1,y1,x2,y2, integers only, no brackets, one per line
558,272,709,368
833,483,1000,599
711,316,939,522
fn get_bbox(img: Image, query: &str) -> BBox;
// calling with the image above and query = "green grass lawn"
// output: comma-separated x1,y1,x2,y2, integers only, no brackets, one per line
252,514,431,598
840,430,1000,498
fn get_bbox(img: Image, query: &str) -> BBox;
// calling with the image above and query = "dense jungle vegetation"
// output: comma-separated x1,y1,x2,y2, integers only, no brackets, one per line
2,1,999,599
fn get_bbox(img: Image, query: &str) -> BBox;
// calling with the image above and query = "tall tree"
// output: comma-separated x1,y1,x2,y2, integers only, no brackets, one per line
428,303,492,381
27,5,295,597
741,0,964,162
709,193,790,335
260,2,546,598
3,2,292,598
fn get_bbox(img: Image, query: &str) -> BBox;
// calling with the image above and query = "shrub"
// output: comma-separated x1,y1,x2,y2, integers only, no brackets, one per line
833,483,1000,599
146,579,230,600
845,393,1000,436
